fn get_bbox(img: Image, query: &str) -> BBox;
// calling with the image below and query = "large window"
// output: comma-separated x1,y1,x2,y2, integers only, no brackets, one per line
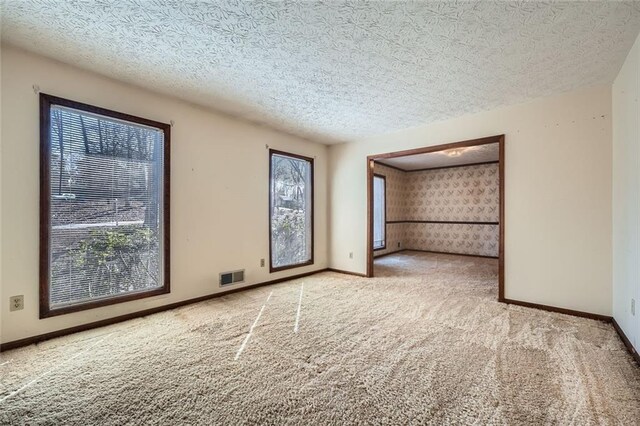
269,150,314,272
40,94,170,318
373,174,386,250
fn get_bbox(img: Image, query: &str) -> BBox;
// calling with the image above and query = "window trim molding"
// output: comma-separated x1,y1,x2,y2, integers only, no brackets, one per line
268,149,314,273
372,173,386,251
39,93,171,319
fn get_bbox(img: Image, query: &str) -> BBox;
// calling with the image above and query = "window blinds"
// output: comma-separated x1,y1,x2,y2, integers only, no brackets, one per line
47,105,165,308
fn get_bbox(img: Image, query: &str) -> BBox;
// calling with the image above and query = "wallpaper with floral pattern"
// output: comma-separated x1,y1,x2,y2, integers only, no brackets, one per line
373,163,499,258
405,164,499,222
404,223,498,257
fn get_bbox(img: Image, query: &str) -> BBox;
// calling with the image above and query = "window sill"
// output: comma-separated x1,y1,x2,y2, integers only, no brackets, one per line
270,260,314,273
40,286,170,319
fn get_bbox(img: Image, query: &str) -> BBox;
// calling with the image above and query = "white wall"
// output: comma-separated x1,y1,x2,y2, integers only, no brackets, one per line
329,86,613,316
0,43,4,346
0,45,328,344
613,33,640,350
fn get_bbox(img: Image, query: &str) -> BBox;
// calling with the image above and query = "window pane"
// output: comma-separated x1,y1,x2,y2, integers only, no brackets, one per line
373,175,385,249
48,105,164,308
270,152,313,269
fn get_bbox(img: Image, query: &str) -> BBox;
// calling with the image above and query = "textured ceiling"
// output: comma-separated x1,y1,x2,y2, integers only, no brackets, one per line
378,143,499,171
2,1,640,144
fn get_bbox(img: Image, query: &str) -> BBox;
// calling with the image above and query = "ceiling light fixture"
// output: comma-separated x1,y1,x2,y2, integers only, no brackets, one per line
442,147,471,157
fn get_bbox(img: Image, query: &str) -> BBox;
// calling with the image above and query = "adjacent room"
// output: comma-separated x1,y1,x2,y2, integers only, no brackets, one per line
1,2,640,424
370,140,501,298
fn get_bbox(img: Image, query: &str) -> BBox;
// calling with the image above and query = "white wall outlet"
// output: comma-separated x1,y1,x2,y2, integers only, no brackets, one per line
632,298,636,316
260,258,265,267
349,252,353,259
10,295,24,312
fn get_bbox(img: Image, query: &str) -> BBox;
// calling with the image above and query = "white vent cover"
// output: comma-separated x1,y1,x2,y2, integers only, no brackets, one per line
220,270,245,286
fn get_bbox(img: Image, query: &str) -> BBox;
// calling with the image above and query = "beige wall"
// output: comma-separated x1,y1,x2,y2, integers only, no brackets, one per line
0,44,618,343
0,46,328,344
329,86,613,316
0,44,4,345
613,32,640,350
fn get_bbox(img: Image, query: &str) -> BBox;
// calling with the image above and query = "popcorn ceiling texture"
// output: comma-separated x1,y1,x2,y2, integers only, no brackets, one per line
2,1,640,143
1,252,638,424
374,162,499,257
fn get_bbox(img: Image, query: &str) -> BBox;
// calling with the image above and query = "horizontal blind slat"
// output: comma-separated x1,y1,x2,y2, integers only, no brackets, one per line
48,105,165,308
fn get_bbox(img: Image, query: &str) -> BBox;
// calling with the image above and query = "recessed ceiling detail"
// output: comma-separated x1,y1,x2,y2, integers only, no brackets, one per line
2,1,640,144
378,143,499,171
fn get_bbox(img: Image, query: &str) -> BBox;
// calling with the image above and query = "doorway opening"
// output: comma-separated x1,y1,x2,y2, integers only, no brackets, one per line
366,135,505,301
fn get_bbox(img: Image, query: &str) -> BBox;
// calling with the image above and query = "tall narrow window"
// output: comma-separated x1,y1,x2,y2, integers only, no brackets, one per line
269,150,314,272
373,174,386,250
40,94,170,318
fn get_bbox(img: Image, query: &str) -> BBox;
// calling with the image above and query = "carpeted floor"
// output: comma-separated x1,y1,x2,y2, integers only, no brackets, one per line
1,251,639,425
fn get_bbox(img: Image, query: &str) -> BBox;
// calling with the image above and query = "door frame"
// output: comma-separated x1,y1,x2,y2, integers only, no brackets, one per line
366,134,505,301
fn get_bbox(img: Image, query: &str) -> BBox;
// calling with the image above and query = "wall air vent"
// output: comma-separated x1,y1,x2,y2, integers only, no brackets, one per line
219,270,245,286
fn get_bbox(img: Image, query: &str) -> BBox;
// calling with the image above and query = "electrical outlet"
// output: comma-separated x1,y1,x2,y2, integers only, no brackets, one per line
632,299,636,316
397,242,401,248
349,252,353,259
10,295,24,312
260,258,265,267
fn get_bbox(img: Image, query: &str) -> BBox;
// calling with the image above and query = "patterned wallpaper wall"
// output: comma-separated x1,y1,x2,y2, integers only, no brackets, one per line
404,164,499,222
373,162,499,258
404,223,498,257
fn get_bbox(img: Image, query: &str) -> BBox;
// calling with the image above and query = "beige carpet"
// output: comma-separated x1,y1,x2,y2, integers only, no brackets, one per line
1,251,638,425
